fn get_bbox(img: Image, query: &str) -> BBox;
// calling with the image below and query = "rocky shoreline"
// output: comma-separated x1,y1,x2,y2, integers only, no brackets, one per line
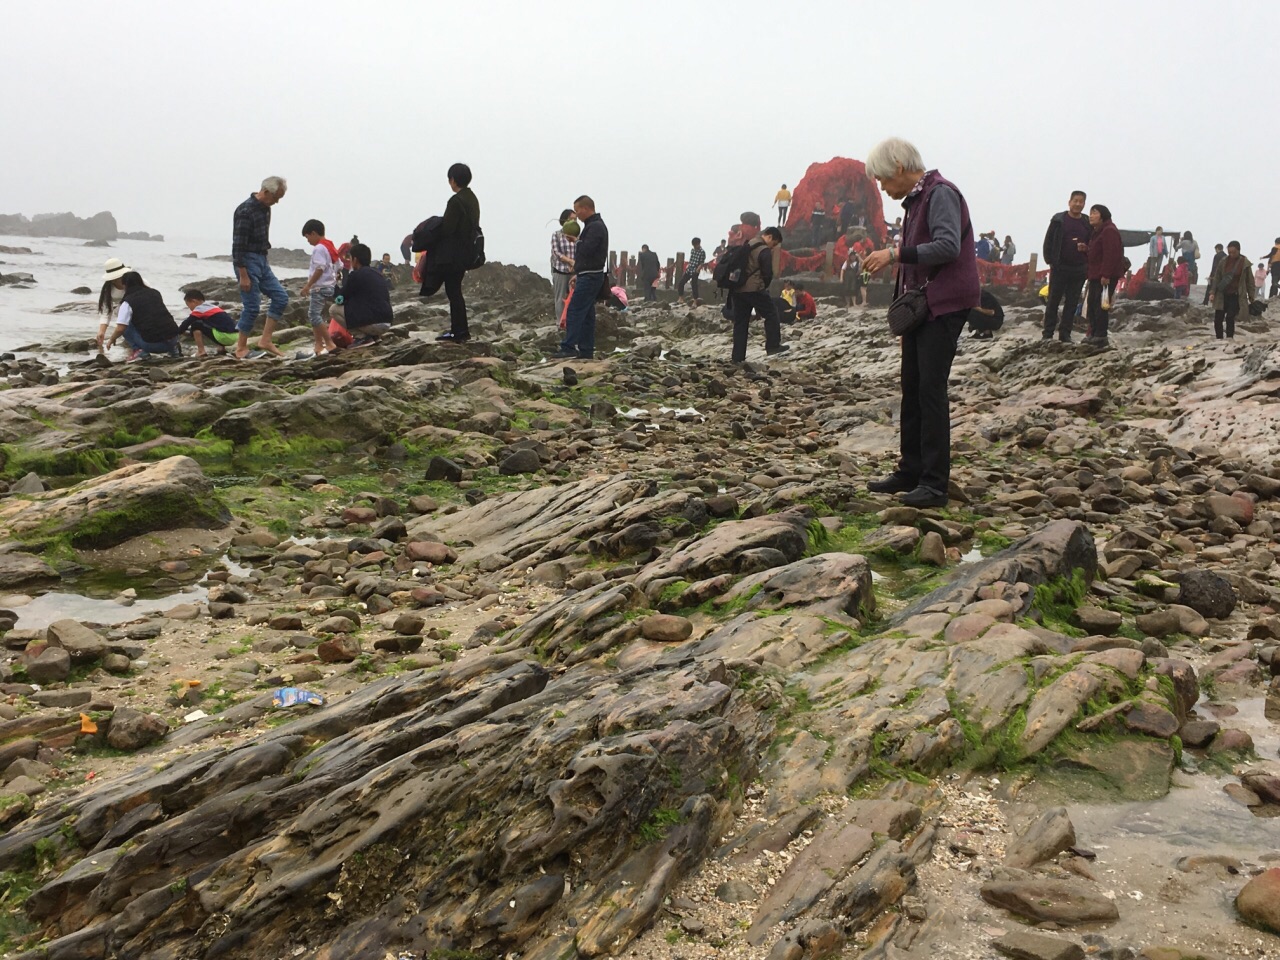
0,267,1275,959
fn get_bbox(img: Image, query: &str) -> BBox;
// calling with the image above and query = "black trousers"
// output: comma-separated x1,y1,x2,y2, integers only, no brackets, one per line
642,278,657,301
1214,294,1240,338
1085,278,1117,340
1043,264,1085,339
678,271,700,300
897,311,966,494
1271,263,1280,298
420,270,467,337
730,292,781,362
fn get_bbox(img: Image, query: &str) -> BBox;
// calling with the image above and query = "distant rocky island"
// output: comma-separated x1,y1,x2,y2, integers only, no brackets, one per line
0,211,162,243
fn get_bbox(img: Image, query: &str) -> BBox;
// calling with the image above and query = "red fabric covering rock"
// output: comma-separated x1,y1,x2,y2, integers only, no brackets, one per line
975,260,1049,289
786,157,888,244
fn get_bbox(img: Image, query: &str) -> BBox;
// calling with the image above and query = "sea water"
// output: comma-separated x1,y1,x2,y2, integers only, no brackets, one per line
0,233,309,357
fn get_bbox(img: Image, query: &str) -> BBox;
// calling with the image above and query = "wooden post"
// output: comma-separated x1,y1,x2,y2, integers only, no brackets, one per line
609,251,618,276
1027,253,1038,291
618,250,628,286
824,242,836,278
664,258,675,287
674,253,686,290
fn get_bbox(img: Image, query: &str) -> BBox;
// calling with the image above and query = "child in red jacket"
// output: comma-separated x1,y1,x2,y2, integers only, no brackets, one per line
794,283,818,320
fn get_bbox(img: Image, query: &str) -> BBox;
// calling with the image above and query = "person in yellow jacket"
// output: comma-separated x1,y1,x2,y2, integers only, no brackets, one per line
773,184,791,227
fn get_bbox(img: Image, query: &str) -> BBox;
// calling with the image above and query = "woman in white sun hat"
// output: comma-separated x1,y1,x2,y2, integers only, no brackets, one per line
96,259,130,354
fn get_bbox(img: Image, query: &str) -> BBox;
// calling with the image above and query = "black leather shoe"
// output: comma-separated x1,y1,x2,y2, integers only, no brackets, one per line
901,486,948,508
867,474,917,494
766,344,791,355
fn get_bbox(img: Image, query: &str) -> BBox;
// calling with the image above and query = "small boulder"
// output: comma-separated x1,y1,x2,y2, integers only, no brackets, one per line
342,506,377,524
45,619,106,664
993,929,1085,960
1237,867,1280,933
404,541,458,565
1005,807,1076,870
317,635,361,663
1071,606,1122,636
424,456,464,483
9,472,46,494
640,614,693,643
106,706,169,750
917,531,947,566
1174,570,1236,620
393,614,425,636
25,647,71,684
498,448,542,476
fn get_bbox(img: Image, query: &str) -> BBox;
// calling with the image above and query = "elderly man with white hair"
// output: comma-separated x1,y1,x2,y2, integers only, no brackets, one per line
231,175,289,358
861,138,979,508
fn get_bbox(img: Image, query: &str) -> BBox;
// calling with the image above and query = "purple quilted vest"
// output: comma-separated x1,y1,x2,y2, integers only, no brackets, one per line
896,170,980,319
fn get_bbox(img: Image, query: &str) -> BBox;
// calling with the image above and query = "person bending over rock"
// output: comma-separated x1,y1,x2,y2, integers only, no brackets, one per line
96,258,130,354
417,162,480,343
329,243,393,346
103,271,181,361
176,289,239,357
862,136,980,509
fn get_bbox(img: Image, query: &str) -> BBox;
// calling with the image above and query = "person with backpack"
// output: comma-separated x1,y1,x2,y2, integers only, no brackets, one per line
555,195,608,360
726,226,787,363
416,162,480,342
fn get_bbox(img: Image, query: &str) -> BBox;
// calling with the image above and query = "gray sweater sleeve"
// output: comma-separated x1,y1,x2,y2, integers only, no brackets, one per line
899,186,962,266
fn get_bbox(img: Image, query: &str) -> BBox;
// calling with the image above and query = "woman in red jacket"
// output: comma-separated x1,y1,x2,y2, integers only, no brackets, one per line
1085,204,1124,347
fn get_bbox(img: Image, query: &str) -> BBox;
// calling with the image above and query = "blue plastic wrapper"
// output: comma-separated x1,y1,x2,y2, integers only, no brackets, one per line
272,687,325,708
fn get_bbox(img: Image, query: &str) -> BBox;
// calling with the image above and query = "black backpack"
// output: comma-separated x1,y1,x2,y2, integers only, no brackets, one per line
713,242,754,291
468,226,485,271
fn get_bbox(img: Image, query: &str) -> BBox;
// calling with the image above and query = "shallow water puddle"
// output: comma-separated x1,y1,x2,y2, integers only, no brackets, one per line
10,553,250,629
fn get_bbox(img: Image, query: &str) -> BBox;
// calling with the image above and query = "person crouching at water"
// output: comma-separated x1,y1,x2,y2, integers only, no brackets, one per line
96,258,131,354
102,272,182,361
329,243,393,345
176,290,239,357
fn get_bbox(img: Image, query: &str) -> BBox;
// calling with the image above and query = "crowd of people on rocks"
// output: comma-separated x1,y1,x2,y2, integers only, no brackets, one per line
95,165,482,361
93,146,1272,371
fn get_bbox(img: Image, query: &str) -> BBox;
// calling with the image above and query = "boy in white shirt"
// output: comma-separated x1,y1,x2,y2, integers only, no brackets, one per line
300,218,339,356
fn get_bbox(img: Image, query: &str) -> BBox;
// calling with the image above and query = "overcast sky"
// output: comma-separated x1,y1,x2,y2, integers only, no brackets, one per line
4,1,1277,273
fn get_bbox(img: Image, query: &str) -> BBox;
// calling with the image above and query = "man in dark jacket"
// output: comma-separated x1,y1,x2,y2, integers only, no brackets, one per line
1203,243,1226,305
415,163,480,342
730,227,786,362
637,244,660,302
556,196,608,360
1041,190,1090,342
862,138,980,509
331,243,393,343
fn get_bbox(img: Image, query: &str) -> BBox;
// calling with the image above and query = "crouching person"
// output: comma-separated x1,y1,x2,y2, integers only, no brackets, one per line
177,289,239,356
329,243,393,346
104,271,182,361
